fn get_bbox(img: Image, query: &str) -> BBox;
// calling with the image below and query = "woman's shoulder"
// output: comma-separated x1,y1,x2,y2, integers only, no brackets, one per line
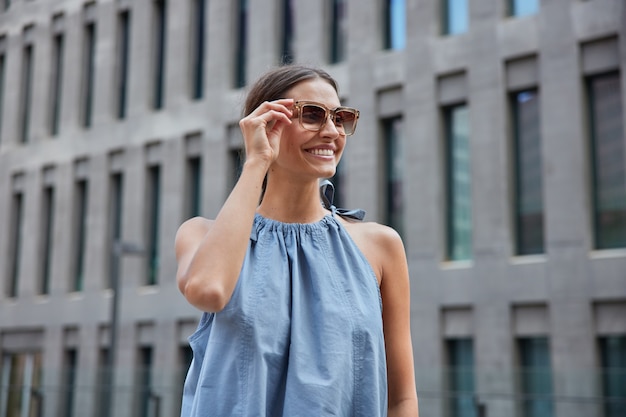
338,218,406,284
178,216,214,232
340,217,403,250
175,217,214,247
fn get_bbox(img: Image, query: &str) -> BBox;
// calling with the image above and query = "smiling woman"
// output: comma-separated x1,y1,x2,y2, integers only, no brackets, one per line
175,64,419,417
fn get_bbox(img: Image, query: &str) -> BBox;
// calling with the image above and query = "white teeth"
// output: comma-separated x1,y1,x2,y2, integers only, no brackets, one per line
308,148,334,156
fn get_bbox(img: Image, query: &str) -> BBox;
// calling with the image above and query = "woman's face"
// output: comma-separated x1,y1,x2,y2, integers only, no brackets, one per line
272,78,347,181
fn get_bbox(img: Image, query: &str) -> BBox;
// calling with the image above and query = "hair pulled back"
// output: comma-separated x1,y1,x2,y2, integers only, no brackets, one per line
243,65,339,116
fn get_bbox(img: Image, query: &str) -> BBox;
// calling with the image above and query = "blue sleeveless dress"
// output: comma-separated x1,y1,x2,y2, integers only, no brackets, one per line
181,185,387,417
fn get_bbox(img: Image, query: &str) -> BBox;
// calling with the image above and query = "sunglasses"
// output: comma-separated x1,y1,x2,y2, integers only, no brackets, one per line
293,101,360,136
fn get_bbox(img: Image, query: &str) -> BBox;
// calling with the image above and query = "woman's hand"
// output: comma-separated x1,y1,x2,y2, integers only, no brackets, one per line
238,99,294,166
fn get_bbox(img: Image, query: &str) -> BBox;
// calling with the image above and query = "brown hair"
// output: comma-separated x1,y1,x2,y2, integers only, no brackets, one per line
243,64,339,116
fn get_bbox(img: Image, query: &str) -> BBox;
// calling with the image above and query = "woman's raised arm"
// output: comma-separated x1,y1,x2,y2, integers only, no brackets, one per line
175,99,293,312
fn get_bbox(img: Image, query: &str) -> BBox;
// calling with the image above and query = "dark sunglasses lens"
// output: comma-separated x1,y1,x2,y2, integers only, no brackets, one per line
335,110,357,135
301,105,327,129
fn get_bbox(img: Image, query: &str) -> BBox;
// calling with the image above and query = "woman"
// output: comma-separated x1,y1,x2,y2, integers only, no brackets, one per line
176,64,418,416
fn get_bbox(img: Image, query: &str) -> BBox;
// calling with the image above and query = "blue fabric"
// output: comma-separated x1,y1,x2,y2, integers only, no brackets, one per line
181,208,387,416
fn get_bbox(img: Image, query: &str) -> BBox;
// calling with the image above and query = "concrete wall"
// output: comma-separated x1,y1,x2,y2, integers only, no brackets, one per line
0,0,624,416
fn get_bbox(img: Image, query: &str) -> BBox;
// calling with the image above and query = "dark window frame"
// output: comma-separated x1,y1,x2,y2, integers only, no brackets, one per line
511,89,544,255
443,103,472,261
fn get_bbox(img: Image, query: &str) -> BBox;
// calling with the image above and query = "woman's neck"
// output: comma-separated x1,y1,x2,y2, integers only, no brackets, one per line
257,178,329,224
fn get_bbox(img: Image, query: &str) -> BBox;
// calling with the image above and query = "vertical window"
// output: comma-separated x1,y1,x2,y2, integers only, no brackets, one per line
517,337,553,417
444,104,472,261
383,0,405,50
588,72,626,249
442,0,468,35
49,31,64,135
146,165,161,285
599,336,626,417
229,148,244,190
95,348,111,417
116,10,131,119
177,345,193,414
509,0,539,17
2,0,9,12
382,117,404,235
39,185,55,295
512,90,544,255
0,46,6,143
60,348,78,417
7,191,24,298
328,0,346,63
186,156,202,218
108,173,124,289
190,0,205,99
82,19,96,128
0,352,43,417
137,347,153,417
234,0,247,88
152,0,167,109
72,179,88,292
446,338,476,417
19,41,34,143
280,0,294,64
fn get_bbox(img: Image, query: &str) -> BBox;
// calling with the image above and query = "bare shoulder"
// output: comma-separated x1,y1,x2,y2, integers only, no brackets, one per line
176,216,214,237
338,218,407,284
175,217,214,257
340,218,404,251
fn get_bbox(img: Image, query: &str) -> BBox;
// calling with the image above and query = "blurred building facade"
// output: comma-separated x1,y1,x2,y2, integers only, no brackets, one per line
0,0,624,416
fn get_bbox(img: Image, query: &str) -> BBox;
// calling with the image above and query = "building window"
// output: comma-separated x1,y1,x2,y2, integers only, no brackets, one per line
146,165,161,285
442,0,468,35
152,0,167,109
2,0,10,12
72,179,88,292
186,156,202,218
0,50,5,143
39,185,55,295
7,191,24,298
190,0,205,99
0,352,43,417
328,0,347,63
177,345,193,414
599,336,626,417
107,173,124,289
444,104,472,261
136,347,154,417
19,42,34,143
280,0,294,64
512,89,544,255
95,347,111,417
229,148,244,190
446,338,476,417
382,117,404,235
234,0,247,88
81,20,96,128
49,32,64,135
383,0,405,50
60,348,78,417
587,72,626,249
509,0,539,17
116,10,131,119
517,337,553,417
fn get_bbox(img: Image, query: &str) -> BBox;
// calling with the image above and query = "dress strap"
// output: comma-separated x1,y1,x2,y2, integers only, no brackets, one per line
320,180,366,221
